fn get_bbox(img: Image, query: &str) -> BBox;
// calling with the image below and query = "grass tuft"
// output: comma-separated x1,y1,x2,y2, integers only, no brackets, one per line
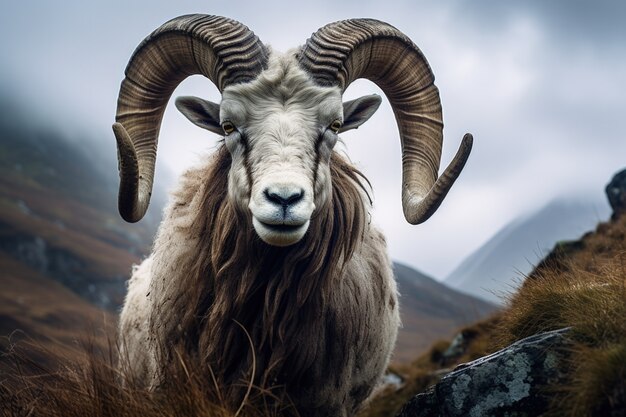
559,343,626,417
498,249,626,417
0,336,297,417
499,257,626,348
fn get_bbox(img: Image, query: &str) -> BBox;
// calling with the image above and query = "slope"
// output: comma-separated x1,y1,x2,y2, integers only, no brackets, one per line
0,95,166,310
444,198,610,304
393,262,497,363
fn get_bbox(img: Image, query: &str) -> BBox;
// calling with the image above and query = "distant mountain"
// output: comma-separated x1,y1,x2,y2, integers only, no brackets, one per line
444,199,611,305
0,95,168,310
392,262,497,363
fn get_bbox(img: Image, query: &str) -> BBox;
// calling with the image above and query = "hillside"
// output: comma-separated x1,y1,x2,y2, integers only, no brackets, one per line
492,188,626,416
361,172,626,417
0,253,115,369
0,96,498,415
0,96,165,309
392,263,497,362
444,198,610,304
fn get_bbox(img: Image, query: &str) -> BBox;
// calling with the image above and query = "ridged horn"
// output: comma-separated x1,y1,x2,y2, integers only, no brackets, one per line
113,14,268,222
298,19,473,224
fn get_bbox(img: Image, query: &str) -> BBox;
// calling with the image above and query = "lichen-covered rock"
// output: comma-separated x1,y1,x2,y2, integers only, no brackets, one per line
397,328,571,417
606,168,626,218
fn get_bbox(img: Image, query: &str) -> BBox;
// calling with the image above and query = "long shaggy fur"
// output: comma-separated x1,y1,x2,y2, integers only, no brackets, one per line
120,145,399,416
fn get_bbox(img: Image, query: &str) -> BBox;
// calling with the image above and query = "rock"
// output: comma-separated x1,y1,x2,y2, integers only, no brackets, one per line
397,328,571,417
381,372,404,390
15,236,48,272
442,332,466,361
372,371,405,397
440,327,481,365
606,168,626,218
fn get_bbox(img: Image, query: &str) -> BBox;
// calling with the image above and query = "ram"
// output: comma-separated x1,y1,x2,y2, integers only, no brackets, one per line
113,14,472,417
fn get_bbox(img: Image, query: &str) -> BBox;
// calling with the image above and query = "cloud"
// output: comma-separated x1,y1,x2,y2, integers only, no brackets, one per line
1,0,622,278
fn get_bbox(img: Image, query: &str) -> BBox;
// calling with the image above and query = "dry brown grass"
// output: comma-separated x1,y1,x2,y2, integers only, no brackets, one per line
496,215,626,417
0,336,299,417
499,258,626,346
495,257,626,417
0,261,296,417
0,228,291,415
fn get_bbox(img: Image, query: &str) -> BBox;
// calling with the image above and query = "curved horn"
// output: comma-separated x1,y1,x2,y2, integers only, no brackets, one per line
298,19,472,224
113,14,268,222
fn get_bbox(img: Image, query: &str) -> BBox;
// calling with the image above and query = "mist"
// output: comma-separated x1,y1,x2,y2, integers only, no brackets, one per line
1,0,623,278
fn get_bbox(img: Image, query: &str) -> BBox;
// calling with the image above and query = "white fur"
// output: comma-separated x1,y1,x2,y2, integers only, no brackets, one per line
221,52,342,246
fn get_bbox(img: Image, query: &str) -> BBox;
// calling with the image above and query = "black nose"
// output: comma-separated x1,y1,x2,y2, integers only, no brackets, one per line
264,189,304,208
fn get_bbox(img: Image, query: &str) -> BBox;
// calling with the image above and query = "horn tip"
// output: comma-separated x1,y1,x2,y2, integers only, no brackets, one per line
462,132,474,149
456,133,474,164
119,209,142,224
113,122,145,223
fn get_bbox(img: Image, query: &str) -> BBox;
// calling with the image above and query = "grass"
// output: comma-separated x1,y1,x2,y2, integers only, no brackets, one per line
496,256,626,416
0,295,500,417
499,260,625,346
2,115,624,415
1,335,299,417
2,243,623,417
559,343,626,417
496,215,626,417
0,268,296,417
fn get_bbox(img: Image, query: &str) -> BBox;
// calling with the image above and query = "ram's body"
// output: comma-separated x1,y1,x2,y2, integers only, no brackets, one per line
113,15,472,417
121,155,398,416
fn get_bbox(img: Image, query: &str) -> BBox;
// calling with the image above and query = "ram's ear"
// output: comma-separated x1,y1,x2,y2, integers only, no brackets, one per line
339,94,382,133
175,96,222,135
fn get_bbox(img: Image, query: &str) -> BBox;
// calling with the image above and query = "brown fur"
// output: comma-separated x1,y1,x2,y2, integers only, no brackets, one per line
151,146,377,406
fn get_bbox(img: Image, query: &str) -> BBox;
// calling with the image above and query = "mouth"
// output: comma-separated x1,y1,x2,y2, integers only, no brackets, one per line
252,217,310,247
258,221,304,233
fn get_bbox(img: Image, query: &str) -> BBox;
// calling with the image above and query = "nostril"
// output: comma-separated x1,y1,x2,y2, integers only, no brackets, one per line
285,190,304,205
264,189,304,207
265,190,283,205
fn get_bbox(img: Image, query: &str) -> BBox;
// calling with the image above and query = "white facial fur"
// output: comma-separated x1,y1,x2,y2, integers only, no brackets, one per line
220,51,344,246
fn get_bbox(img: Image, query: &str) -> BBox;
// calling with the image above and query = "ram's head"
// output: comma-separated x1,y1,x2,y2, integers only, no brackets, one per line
113,15,472,247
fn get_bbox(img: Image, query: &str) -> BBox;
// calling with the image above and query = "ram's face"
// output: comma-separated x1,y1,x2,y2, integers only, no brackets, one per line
220,83,342,246
175,54,381,247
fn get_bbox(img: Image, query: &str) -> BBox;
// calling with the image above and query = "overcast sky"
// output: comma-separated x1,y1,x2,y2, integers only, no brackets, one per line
1,1,624,279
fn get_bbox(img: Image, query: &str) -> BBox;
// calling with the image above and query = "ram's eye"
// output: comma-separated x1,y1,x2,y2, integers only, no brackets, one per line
222,121,235,135
330,120,342,133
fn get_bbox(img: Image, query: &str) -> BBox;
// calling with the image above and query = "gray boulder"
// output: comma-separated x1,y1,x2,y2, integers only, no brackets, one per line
397,328,570,417
606,168,626,218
